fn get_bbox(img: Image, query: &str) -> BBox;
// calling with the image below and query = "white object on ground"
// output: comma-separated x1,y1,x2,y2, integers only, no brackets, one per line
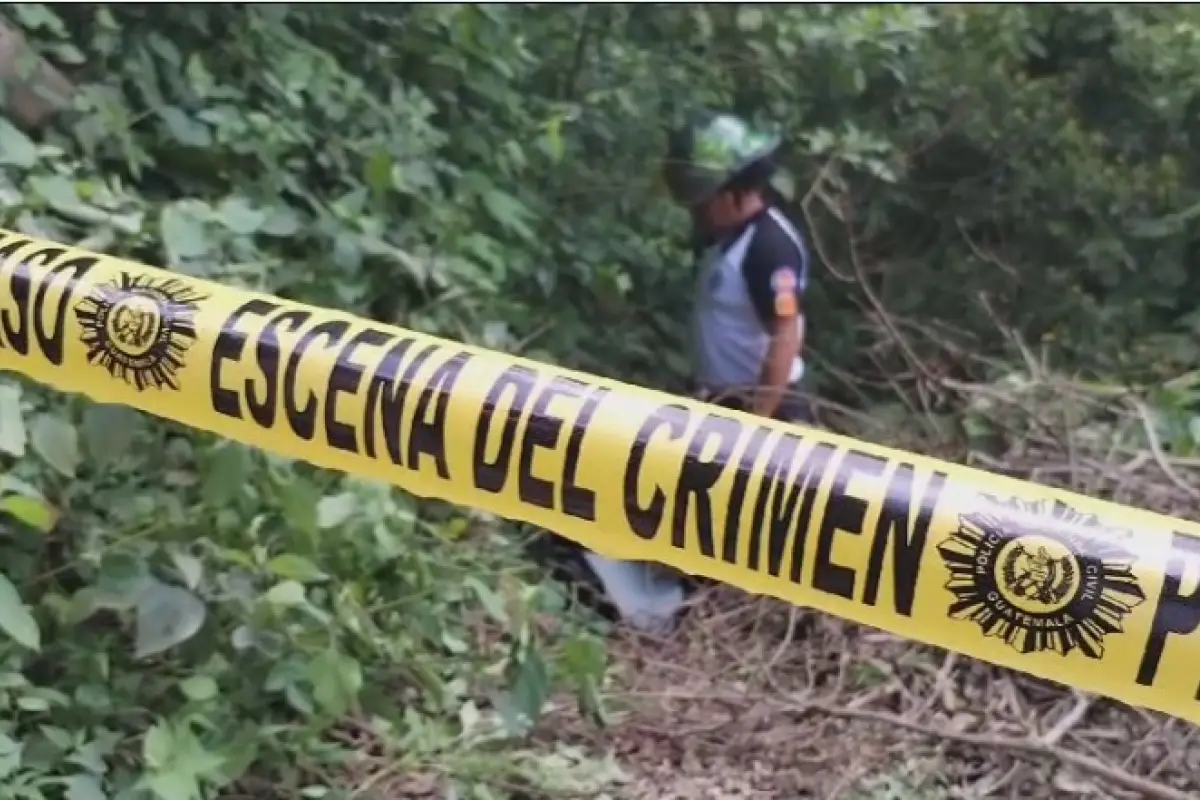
581,551,686,633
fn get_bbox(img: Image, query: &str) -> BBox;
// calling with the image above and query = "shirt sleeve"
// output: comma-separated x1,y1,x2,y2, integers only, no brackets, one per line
740,213,810,329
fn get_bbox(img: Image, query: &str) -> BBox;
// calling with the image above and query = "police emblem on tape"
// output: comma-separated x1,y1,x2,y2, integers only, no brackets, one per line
937,495,1145,659
74,273,207,391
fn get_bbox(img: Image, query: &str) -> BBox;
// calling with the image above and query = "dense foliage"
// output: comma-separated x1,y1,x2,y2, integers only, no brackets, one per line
3,4,1200,798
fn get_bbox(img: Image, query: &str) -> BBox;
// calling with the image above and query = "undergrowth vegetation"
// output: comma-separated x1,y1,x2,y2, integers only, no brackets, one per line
2,4,1200,798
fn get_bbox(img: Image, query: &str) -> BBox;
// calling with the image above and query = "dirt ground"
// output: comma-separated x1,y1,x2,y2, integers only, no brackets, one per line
335,582,1199,800
538,586,1200,800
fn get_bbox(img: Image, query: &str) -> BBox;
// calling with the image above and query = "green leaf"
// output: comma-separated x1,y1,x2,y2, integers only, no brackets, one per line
737,6,764,31
230,626,256,651
364,150,393,195
142,721,224,800
30,414,80,478
264,580,307,607
11,4,66,34
465,576,509,625
501,646,550,735
259,205,302,237
0,476,41,498
0,571,40,651
17,695,49,711
29,174,84,214
0,494,59,533
97,551,151,600
202,444,250,505
771,167,797,201
64,774,108,800
481,188,534,241
145,770,199,800
159,106,212,148
0,384,26,458
135,581,207,659
170,551,203,591
267,555,327,583
544,116,564,163
81,404,141,465
68,733,112,772
216,196,266,236
561,635,608,726
178,675,218,702
143,723,174,768
561,635,607,681
278,477,319,539
0,118,37,168
0,733,21,780
160,203,211,262
43,726,73,749
307,649,363,717
316,492,355,530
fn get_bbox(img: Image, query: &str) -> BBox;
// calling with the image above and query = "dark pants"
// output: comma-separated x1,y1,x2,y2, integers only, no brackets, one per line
703,385,815,425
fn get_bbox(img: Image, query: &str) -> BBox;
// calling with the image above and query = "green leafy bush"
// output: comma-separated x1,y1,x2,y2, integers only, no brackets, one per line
0,381,613,799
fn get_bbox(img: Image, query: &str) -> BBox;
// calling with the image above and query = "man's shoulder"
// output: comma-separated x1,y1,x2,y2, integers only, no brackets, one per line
754,206,806,246
745,206,807,268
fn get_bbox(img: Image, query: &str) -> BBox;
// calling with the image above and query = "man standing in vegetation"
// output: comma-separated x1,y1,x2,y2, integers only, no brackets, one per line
667,110,812,423
579,111,813,631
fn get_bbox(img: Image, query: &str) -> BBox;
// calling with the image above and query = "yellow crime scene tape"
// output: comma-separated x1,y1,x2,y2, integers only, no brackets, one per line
1,229,1199,725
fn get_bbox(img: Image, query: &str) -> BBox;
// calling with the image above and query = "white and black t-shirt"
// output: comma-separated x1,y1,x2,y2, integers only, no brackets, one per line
692,205,811,395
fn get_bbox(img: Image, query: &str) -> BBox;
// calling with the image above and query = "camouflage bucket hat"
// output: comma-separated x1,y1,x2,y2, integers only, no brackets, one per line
664,111,783,207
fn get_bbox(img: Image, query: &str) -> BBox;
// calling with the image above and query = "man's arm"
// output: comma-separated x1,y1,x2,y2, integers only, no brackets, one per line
741,217,809,417
754,286,802,416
